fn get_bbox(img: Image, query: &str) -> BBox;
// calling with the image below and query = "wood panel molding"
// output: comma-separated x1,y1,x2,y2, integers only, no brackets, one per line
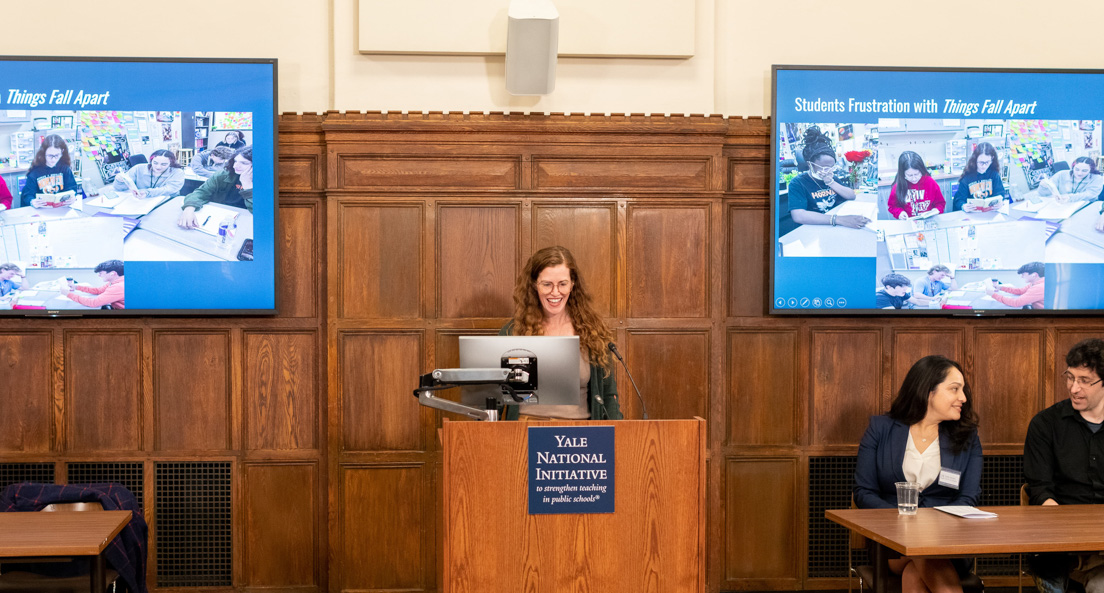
337,331,425,452
727,329,798,446
335,155,521,190
626,203,711,318
153,331,232,452
810,330,883,446
533,156,711,191
972,330,1046,446
244,331,319,451
336,202,423,320
436,204,519,319
723,457,799,584
243,462,319,587
64,331,142,452
0,332,53,453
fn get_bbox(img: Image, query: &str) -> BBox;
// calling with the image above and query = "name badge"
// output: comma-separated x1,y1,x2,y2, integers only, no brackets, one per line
938,468,961,489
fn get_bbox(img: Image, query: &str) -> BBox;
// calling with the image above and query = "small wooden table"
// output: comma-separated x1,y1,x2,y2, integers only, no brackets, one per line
0,510,132,593
827,506,1104,593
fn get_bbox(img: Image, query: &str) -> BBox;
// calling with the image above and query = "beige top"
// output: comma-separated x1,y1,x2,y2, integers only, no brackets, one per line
518,350,590,419
903,432,941,491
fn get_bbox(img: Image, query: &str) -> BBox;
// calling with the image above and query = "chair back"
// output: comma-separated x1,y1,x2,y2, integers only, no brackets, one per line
1019,483,1029,506
849,496,868,549
41,501,104,512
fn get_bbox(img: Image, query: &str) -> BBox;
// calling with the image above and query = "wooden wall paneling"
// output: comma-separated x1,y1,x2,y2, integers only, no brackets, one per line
336,154,522,190
727,329,798,446
0,332,53,453
153,331,231,452
532,155,712,191
972,330,1045,447
436,204,519,319
624,330,709,420
278,113,325,192
810,330,883,446
340,464,430,591
337,202,423,319
1051,330,1099,409
278,200,322,319
727,206,769,317
890,330,965,395
723,457,799,585
244,462,319,588
245,331,318,451
531,202,618,317
727,156,769,194
65,331,142,452
627,203,710,318
339,331,425,452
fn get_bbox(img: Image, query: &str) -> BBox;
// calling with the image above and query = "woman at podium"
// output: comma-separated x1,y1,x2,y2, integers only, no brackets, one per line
500,246,622,420
854,355,982,593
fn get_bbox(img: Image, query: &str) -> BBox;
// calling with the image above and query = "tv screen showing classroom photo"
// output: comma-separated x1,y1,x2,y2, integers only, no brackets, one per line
772,66,1104,315
0,57,277,316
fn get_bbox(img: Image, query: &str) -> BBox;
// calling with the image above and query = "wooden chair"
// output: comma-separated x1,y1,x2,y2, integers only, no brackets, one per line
847,496,984,593
0,502,121,593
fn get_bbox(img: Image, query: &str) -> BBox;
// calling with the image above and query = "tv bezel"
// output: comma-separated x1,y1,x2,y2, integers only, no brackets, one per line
769,64,1104,317
0,55,279,317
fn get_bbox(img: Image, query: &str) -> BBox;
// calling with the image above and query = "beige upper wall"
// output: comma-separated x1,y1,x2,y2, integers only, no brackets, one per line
6,1,1104,116
0,0,331,114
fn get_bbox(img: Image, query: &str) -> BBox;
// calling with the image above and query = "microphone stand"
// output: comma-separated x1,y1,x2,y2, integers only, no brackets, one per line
608,342,648,419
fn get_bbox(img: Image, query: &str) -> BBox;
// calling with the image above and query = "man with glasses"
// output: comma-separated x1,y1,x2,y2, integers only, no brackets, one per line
1024,338,1104,593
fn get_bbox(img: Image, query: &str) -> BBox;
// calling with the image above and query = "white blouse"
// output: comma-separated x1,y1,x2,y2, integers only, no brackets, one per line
902,432,941,491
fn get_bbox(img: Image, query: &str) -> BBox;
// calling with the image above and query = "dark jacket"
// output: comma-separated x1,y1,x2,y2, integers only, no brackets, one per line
20,164,78,208
499,322,622,420
854,415,982,509
0,482,148,593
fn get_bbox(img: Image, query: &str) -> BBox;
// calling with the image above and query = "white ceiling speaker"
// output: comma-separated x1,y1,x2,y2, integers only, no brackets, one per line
505,0,559,96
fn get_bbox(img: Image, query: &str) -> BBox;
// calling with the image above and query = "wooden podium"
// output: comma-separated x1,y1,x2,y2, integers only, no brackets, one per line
441,418,706,593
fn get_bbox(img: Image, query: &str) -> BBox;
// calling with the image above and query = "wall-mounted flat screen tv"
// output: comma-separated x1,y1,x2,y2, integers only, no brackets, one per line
0,56,277,316
772,65,1104,315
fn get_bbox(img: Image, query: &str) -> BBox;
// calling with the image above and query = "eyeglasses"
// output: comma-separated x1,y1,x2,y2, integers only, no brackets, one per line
1063,370,1103,388
536,280,572,294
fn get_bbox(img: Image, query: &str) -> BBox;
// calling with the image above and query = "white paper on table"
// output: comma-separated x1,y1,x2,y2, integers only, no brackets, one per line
86,190,126,208
112,195,168,216
835,201,877,218
15,290,39,297
781,237,822,257
935,505,998,519
945,298,972,306
1036,201,1088,220
191,204,241,236
15,298,47,306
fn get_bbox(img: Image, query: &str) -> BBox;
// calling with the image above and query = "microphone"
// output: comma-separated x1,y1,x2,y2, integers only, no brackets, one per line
608,342,648,419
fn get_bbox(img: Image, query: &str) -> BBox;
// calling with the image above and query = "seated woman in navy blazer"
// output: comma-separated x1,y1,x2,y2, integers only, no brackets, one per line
854,355,982,593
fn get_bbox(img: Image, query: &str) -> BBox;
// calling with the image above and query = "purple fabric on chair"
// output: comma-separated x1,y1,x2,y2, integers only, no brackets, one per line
0,482,148,593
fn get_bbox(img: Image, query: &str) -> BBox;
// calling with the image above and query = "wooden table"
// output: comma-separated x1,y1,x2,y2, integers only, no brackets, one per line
827,506,1104,593
0,510,132,593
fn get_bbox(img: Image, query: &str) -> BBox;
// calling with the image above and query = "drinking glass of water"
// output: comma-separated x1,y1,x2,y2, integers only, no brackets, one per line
895,481,919,515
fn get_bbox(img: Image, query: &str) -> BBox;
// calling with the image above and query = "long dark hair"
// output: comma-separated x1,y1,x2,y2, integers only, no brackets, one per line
893,151,931,209
888,355,978,454
1071,156,1100,178
31,134,71,169
962,142,1000,177
147,149,182,172
510,245,613,371
226,146,253,173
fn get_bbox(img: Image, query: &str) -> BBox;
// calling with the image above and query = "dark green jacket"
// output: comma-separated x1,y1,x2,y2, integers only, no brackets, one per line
181,169,253,213
498,322,622,420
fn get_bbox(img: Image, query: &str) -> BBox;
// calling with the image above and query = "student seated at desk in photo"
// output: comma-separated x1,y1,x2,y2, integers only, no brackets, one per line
919,265,957,298
1038,157,1104,204
0,263,22,297
984,261,1044,309
787,126,870,229
888,151,946,220
952,142,1005,212
855,355,982,593
20,134,78,209
215,131,246,150
113,149,185,198
875,273,928,309
178,146,253,229
57,259,124,309
1025,339,1104,593
189,146,234,179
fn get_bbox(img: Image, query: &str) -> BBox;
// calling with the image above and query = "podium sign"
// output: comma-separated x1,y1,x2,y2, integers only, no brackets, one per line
527,425,615,514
